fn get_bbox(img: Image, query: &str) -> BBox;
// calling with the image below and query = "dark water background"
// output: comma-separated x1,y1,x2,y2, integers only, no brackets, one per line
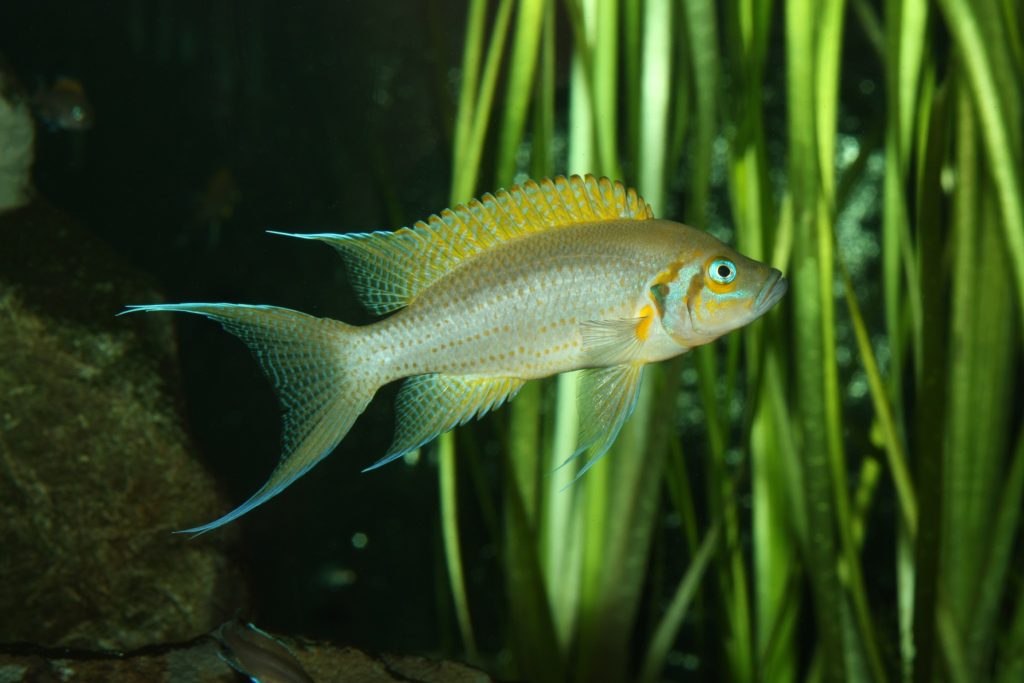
0,0,499,655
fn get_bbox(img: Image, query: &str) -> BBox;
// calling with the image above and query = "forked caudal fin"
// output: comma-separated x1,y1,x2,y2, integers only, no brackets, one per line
121,303,376,535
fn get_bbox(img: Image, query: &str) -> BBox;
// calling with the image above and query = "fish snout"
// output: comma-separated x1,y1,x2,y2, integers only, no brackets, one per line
754,268,788,315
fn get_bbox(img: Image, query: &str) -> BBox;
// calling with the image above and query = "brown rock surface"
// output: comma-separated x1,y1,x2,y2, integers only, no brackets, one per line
0,56,34,213
0,204,246,650
0,634,496,683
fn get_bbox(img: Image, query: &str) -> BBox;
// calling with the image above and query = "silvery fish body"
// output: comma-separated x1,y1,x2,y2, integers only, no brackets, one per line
125,175,787,533
369,221,689,380
212,619,314,683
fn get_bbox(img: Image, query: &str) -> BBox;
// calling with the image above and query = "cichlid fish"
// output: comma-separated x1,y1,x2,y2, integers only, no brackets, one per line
212,619,314,683
31,77,94,131
125,175,786,534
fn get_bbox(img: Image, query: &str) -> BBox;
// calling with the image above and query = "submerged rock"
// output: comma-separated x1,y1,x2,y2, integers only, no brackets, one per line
0,56,35,213
0,630,496,682
0,204,246,650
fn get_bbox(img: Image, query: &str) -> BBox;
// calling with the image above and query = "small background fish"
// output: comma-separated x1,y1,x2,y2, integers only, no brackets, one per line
177,165,242,252
31,76,93,131
212,619,315,683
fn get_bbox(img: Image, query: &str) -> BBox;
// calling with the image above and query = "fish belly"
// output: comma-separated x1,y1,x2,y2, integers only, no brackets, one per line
366,221,684,383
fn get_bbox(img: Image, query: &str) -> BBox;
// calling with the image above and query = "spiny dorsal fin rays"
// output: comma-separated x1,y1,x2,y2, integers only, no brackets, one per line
556,363,646,484
268,229,424,315
364,374,525,471
272,175,654,316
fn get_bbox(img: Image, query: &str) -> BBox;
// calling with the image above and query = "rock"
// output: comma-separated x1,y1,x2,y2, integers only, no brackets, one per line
0,203,246,650
0,630,496,683
0,56,34,214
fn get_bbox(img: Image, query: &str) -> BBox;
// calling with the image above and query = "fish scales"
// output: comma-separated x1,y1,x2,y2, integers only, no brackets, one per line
368,220,686,382
123,174,787,533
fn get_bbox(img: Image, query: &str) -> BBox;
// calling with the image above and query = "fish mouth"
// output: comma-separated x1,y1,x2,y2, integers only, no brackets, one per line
754,269,788,315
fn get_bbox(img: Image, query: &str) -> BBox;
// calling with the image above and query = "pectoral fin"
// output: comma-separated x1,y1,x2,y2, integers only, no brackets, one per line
559,363,645,480
579,315,651,366
365,374,525,470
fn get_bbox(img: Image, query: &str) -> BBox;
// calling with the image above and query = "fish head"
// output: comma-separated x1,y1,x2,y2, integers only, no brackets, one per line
32,78,94,131
61,101,93,130
653,233,787,347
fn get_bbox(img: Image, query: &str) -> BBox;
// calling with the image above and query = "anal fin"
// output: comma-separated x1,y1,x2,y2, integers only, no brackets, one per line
365,374,526,470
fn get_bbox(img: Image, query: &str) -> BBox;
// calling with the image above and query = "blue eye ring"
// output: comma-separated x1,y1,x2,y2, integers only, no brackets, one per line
708,258,737,284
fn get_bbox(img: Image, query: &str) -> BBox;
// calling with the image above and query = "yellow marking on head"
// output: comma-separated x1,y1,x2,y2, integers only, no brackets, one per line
647,257,689,318
686,270,705,302
635,305,655,341
652,258,686,288
704,297,724,315
705,279,734,295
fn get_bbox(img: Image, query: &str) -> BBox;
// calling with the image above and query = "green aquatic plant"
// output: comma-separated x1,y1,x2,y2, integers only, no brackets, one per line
436,0,1023,681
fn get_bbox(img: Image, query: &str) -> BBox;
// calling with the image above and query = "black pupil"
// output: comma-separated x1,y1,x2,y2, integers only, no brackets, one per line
717,264,732,279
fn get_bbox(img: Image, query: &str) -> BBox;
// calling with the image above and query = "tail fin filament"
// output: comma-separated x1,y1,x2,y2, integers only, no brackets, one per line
122,303,374,534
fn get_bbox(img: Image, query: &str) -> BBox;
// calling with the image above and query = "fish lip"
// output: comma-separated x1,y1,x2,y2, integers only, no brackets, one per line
754,269,788,315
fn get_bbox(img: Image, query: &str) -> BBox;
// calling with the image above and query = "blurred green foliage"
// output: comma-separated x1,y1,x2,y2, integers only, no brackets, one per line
436,0,1023,681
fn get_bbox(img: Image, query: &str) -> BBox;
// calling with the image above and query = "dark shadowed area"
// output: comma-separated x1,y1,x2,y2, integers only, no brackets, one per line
0,0,503,658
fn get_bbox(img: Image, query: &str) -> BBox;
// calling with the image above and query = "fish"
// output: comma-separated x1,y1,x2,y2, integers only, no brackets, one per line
211,619,315,683
181,165,242,251
31,77,94,131
195,166,241,227
123,174,787,534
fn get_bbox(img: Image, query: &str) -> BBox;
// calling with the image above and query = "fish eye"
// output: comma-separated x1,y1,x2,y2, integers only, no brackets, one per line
708,258,736,284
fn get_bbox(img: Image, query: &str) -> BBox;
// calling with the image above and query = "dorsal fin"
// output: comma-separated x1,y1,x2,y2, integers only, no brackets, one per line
275,174,655,315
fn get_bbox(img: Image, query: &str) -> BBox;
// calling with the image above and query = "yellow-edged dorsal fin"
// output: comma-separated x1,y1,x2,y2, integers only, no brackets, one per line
277,174,654,315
